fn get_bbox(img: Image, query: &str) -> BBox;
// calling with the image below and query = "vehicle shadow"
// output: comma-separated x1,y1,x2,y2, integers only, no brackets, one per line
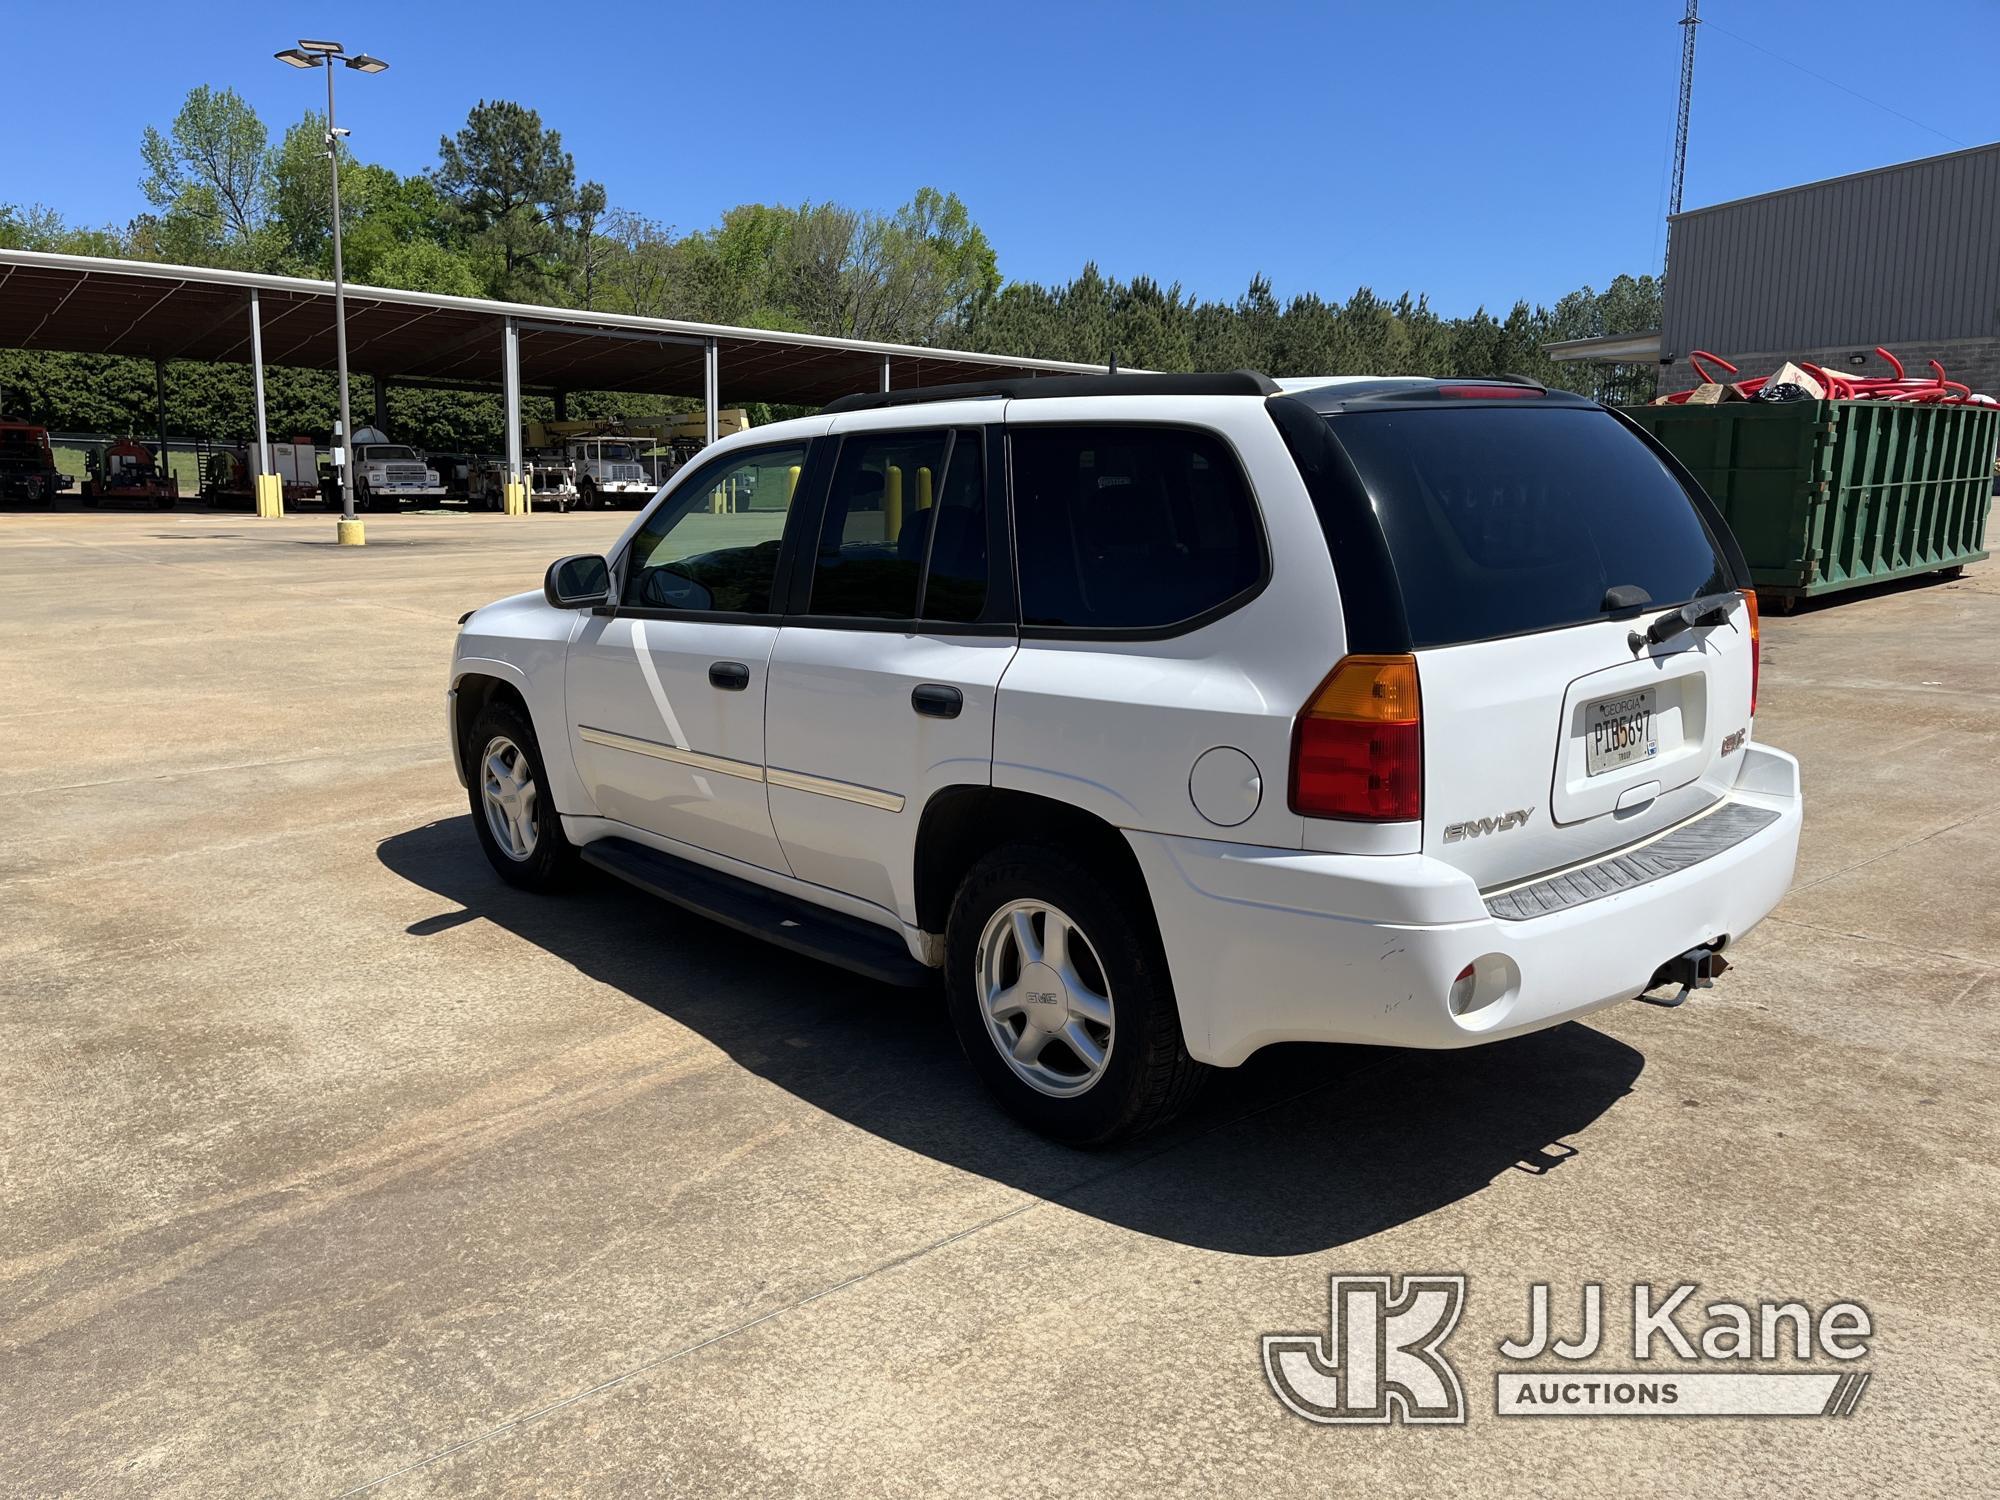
379,817,1646,1257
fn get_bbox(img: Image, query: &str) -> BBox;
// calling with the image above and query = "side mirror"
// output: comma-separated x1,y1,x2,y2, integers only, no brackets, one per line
544,553,612,609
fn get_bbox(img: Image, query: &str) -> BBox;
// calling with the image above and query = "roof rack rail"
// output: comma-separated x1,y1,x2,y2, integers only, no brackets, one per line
822,369,1280,414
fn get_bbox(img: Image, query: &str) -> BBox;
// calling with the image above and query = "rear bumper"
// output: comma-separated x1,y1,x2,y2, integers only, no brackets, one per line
1127,743,1802,1067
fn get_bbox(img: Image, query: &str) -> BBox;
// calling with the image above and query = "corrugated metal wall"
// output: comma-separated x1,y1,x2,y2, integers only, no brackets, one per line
1664,143,2000,356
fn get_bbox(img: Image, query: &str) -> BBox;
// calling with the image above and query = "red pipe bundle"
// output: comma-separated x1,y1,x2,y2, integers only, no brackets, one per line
1664,347,1993,405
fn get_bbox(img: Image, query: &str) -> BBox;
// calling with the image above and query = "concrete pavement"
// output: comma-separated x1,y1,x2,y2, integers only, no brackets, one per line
2,507,1994,1496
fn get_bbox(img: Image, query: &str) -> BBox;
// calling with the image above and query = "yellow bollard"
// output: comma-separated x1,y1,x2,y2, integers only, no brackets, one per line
786,465,801,502
917,466,932,511
336,517,366,546
505,478,528,516
254,473,284,518
885,465,903,541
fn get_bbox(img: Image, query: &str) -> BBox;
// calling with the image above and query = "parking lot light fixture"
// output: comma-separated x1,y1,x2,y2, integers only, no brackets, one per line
274,37,387,545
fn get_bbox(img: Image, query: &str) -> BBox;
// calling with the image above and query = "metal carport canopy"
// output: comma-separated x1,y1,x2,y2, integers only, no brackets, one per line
0,248,1108,404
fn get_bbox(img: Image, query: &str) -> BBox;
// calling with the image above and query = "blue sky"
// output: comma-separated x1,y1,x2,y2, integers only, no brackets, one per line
6,1,1993,316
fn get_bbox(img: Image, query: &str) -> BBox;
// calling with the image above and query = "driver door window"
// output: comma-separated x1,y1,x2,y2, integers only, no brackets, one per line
623,442,809,613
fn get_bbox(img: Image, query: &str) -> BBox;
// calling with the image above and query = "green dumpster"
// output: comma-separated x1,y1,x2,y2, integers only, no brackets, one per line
1622,398,1996,607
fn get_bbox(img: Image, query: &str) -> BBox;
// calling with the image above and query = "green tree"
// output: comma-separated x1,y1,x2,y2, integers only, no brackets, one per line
434,100,601,301
0,203,125,257
591,210,681,317
138,86,269,265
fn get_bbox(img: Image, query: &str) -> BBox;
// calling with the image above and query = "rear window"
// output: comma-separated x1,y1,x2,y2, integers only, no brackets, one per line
1329,407,1730,647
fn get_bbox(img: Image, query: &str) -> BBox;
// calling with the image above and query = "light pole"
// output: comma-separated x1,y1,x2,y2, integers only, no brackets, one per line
276,39,388,545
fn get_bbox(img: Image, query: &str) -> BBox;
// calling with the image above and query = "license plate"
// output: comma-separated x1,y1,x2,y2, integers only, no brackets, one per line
1586,689,1657,776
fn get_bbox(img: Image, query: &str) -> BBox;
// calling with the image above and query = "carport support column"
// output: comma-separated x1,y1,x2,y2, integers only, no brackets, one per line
703,338,719,449
249,290,280,518
880,355,891,393
153,359,170,492
502,316,525,516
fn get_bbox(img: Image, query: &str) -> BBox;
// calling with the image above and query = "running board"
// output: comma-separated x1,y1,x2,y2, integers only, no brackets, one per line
580,836,933,987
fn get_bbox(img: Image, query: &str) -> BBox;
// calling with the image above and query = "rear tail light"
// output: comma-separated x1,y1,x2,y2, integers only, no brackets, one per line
1290,654,1422,821
1743,589,1760,715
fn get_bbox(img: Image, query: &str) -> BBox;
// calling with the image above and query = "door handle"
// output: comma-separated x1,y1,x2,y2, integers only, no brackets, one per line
708,660,750,691
911,683,963,719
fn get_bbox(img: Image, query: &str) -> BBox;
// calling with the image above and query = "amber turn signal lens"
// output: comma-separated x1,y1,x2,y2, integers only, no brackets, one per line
1301,654,1420,723
1742,589,1760,716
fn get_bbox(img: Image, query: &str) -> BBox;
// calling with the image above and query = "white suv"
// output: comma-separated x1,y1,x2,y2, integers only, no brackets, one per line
447,372,1801,1144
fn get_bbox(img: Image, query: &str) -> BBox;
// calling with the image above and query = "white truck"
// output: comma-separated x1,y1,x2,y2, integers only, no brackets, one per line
566,437,658,509
345,427,446,511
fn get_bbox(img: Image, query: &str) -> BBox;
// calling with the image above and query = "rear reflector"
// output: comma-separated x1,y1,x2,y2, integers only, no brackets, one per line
1290,654,1422,821
1743,588,1760,715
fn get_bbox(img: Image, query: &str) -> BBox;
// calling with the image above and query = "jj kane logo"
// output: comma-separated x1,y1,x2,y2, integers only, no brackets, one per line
1264,1277,1873,1425
1262,1275,1468,1424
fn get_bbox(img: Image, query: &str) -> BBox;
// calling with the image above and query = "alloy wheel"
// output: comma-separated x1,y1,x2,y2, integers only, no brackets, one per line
479,734,539,861
976,898,1116,1097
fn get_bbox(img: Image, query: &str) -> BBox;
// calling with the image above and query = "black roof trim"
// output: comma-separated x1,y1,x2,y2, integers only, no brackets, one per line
1287,377,1597,414
822,369,1281,414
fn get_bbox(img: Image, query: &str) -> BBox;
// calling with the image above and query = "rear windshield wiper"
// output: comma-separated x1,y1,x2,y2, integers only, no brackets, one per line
1630,590,1739,650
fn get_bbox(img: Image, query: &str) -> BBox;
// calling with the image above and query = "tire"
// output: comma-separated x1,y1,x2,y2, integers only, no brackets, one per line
944,843,1206,1146
580,479,599,510
465,697,580,891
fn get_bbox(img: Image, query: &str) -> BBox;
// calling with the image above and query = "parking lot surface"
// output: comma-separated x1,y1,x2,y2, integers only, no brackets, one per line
3,508,1995,1497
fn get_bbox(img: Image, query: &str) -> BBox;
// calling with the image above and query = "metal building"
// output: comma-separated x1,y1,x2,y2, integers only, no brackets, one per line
1550,142,2000,397
1663,142,2000,392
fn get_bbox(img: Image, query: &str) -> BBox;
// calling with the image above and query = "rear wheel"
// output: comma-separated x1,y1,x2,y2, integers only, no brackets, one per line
465,698,580,891
944,844,1205,1145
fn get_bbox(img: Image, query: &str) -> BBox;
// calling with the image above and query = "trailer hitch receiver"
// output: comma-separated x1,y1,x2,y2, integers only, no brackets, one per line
1642,944,1731,1008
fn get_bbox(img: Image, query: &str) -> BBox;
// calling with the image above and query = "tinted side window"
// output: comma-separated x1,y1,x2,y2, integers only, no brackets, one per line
1010,426,1263,630
622,442,806,613
809,430,949,619
919,430,989,624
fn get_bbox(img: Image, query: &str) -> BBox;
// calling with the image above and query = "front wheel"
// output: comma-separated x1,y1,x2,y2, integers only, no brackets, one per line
944,844,1205,1146
465,698,580,891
